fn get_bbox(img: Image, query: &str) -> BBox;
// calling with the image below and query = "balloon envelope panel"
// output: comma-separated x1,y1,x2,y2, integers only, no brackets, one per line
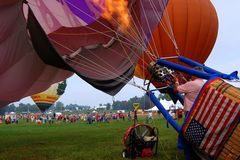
31,81,67,112
135,0,218,80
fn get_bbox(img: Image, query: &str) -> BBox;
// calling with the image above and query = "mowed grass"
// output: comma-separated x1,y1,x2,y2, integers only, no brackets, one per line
0,116,185,160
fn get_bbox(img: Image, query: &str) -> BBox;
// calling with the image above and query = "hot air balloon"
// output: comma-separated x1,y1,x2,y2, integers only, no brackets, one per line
45,0,169,95
31,81,67,112
131,1,239,159
0,1,239,159
0,1,74,106
134,0,218,83
0,0,169,107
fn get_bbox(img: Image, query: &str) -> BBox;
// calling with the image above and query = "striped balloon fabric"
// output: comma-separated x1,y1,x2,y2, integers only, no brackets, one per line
182,78,240,159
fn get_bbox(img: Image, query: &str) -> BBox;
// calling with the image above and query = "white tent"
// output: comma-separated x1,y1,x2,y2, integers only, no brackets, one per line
95,105,107,110
145,106,159,112
145,100,182,112
160,100,174,110
175,101,183,109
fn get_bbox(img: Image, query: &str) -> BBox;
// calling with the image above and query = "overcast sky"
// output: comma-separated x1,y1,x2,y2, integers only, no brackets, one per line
18,0,240,107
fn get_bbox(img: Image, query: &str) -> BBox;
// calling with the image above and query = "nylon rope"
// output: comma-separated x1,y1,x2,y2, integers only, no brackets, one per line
27,0,181,92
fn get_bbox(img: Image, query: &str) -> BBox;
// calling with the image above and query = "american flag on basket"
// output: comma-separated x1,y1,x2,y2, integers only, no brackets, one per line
182,78,240,158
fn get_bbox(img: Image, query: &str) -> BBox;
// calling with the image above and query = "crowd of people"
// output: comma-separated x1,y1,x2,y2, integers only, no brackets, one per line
0,114,19,124
85,111,126,124
0,107,189,126
0,67,206,127
0,111,131,125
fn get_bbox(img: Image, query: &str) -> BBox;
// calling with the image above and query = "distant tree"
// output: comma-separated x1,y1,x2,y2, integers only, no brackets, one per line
65,104,91,111
65,104,78,111
6,103,40,113
17,103,28,112
25,103,40,113
0,106,6,115
112,101,122,110
6,104,16,113
142,94,154,110
158,93,171,101
106,103,111,110
55,101,64,112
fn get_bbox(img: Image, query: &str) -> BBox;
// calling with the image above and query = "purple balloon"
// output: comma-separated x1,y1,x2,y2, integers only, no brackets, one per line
63,0,100,24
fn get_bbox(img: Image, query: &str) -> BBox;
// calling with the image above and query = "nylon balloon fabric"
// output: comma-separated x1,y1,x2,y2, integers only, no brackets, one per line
0,1,72,107
0,0,169,107
135,0,218,81
28,0,169,96
31,81,67,112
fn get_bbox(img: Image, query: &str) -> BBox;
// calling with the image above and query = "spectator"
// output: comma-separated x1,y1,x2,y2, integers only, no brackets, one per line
174,67,205,117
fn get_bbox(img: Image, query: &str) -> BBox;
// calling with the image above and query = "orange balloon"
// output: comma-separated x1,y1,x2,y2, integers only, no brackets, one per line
135,0,218,80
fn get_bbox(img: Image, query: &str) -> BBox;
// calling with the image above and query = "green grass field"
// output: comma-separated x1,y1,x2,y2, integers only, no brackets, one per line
0,117,185,160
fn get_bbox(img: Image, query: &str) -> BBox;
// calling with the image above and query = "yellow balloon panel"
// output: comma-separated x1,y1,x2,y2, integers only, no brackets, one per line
31,81,66,112
31,94,59,104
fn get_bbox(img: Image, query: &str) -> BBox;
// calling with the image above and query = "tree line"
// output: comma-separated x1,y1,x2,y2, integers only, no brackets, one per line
0,93,171,115
111,93,171,110
0,103,91,115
